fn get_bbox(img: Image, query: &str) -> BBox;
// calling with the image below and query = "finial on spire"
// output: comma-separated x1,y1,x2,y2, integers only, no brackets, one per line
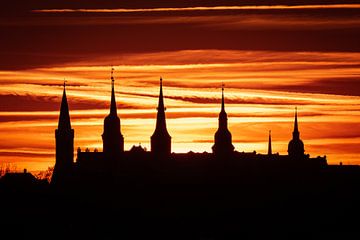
109,67,117,116
292,106,300,139
63,79,67,89
111,66,115,82
221,83,225,112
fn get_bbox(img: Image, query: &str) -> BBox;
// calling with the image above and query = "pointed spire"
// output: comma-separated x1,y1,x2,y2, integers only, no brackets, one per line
268,130,272,155
151,76,171,156
212,83,234,156
110,67,117,116
292,107,300,139
221,83,225,112
158,76,165,112
155,76,167,130
294,107,298,132
58,80,71,130
218,83,228,129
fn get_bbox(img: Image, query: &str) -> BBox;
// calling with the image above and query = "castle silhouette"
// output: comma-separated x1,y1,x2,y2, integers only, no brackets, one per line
51,69,326,185
4,71,360,240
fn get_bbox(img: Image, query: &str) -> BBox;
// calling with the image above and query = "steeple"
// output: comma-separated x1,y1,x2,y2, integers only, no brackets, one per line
102,68,124,156
268,130,272,156
221,84,225,112
156,77,166,130
288,107,305,159
58,81,71,130
151,77,171,158
110,67,117,116
52,81,74,185
212,84,234,157
293,107,299,139
218,83,228,129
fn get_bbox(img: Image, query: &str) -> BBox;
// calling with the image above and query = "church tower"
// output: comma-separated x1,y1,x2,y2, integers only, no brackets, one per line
52,82,74,184
212,85,234,157
288,107,305,159
102,68,124,158
151,77,171,158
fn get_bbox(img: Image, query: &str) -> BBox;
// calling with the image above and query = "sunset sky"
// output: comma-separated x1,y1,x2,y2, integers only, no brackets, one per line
1,1,360,171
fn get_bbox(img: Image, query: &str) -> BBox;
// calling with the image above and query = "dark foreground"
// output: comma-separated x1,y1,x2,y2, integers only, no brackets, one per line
1,163,360,239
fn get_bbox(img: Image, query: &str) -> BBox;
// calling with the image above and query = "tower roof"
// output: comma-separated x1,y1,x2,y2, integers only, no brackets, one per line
152,77,170,136
157,77,165,113
58,81,71,130
294,107,298,133
292,107,300,139
110,67,117,116
221,83,225,113
218,83,228,129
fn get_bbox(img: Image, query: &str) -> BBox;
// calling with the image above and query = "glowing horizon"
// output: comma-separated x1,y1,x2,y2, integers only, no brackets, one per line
1,2,360,172
1,49,360,172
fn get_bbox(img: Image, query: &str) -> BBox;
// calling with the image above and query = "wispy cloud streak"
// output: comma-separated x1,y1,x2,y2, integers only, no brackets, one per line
33,4,360,13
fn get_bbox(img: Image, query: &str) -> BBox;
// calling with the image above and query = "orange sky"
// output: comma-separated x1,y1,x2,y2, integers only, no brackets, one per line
1,50,360,171
1,3,360,171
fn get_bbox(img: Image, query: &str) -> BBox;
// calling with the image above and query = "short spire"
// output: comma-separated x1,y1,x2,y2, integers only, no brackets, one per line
268,130,272,155
110,67,117,116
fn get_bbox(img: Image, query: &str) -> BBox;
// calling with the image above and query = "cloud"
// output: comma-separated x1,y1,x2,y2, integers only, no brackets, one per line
268,77,360,96
2,3,360,70
0,93,141,112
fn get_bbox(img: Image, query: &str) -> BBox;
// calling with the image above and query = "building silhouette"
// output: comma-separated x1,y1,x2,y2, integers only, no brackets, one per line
151,77,171,159
212,85,234,157
102,68,124,160
52,71,327,185
52,82,74,184
288,107,305,160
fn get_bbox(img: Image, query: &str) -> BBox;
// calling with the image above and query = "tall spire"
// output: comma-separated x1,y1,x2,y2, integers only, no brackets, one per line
151,77,171,157
292,107,299,139
155,76,166,129
219,83,228,129
268,130,272,155
158,77,165,111
110,67,117,116
58,80,71,130
53,80,74,185
221,83,225,112
102,66,124,155
288,106,304,159
212,84,234,157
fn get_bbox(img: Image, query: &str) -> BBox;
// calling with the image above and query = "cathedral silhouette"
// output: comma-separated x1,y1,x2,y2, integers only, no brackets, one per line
51,70,327,185
6,70,360,240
